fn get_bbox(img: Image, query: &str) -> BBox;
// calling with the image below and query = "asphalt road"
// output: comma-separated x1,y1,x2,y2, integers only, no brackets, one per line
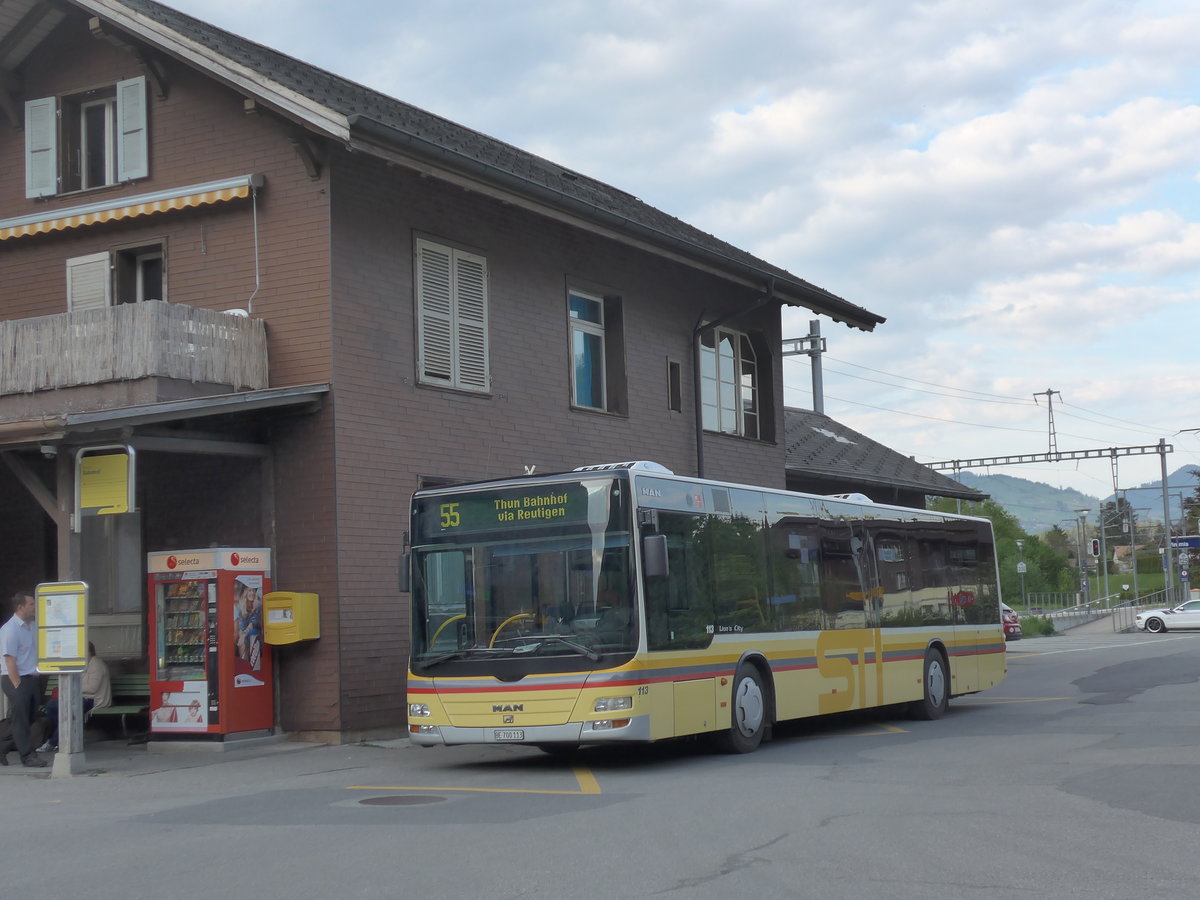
5,630,1200,899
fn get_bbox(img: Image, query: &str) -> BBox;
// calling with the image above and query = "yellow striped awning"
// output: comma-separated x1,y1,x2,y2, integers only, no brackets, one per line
0,174,264,241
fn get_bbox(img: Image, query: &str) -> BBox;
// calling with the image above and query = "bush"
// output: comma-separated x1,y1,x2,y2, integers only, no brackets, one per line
1019,615,1057,637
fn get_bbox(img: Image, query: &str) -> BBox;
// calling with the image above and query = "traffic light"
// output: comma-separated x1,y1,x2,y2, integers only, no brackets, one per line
1090,538,1101,557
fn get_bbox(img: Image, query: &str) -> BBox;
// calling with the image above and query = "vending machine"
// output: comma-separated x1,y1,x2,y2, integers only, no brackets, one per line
147,548,273,738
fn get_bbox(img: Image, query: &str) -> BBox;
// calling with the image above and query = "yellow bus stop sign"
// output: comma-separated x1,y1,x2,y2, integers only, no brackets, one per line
36,581,88,674
79,452,131,515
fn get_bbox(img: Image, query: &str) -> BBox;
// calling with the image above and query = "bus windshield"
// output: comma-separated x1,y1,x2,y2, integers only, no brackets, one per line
410,477,635,670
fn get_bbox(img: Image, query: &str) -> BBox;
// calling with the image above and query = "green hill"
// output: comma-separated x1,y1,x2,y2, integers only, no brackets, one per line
952,472,1098,534
951,465,1199,535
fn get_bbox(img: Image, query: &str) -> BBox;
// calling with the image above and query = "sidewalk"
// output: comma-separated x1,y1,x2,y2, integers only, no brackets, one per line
0,733,410,779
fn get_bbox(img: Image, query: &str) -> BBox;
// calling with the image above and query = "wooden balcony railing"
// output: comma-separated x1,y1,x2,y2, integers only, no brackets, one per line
0,301,268,395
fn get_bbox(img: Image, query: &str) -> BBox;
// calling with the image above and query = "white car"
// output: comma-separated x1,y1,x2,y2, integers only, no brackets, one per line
1135,599,1200,633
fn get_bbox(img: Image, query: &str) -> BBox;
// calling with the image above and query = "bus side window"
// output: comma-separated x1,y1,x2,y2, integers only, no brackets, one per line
645,513,712,650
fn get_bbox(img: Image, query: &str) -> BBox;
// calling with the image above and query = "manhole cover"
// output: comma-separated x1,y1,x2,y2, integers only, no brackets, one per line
358,795,446,806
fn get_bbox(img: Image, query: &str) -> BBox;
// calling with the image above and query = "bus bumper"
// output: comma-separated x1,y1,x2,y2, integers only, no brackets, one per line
409,714,652,746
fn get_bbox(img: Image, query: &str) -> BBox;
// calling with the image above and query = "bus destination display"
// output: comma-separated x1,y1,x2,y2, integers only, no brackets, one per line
416,483,593,538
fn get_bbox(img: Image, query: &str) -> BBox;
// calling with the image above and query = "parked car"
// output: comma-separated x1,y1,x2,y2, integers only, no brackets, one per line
1001,603,1022,641
1135,599,1200,633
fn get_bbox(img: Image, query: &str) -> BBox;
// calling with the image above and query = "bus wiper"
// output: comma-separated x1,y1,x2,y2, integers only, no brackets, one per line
511,635,601,662
419,646,504,667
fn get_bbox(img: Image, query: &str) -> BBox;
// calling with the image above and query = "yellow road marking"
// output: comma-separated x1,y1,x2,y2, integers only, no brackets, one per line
572,765,602,794
348,763,603,796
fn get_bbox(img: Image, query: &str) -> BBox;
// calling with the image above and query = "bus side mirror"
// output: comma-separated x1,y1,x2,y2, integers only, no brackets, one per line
398,553,411,593
643,534,669,579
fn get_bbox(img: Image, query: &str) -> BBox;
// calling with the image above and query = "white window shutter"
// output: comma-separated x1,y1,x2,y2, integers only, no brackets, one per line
416,240,455,385
66,252,112,311
116,76,148,181
454,251,489,391
25,96,58,198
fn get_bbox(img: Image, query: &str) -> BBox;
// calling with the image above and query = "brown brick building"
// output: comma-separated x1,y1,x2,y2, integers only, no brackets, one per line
0,0,883,741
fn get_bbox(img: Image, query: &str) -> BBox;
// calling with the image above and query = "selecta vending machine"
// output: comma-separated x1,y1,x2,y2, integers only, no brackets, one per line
147,548,273,738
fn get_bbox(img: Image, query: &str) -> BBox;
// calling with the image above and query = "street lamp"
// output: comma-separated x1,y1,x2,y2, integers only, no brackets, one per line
1015,539,1027,610
1130,507,1151,603
1075,508,1091,605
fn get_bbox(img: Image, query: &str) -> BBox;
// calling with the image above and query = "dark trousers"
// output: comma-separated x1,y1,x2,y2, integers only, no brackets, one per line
44,696,94,746
2,675,38,759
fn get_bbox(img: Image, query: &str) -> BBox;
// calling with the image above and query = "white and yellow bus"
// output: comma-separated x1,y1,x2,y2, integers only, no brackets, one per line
405,461,1006,753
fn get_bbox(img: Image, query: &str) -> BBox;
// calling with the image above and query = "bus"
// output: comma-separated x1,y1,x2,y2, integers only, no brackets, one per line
404,461,1006,753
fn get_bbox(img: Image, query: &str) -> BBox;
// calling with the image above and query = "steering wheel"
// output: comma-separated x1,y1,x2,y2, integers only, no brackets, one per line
489,612,536,647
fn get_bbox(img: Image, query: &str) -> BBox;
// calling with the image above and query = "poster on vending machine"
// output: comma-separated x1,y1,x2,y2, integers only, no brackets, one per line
233,574,264,685
151,685,208,730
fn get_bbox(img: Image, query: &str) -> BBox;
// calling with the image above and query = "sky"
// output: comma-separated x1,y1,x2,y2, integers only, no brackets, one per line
163,0,1200,500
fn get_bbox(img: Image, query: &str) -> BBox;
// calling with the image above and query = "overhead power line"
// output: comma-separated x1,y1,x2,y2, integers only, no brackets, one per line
807,356,1174,436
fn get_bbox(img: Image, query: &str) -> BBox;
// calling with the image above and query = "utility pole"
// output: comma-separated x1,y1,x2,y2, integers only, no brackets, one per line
1159,438,1176,603
1033,388,1061,456
1076,508,1090,605
782,320,828,414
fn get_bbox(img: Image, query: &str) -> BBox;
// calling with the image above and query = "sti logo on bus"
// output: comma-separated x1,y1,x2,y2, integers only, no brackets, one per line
493,704,523,712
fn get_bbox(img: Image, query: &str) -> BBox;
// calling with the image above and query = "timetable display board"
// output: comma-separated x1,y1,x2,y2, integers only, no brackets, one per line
36,581,89,673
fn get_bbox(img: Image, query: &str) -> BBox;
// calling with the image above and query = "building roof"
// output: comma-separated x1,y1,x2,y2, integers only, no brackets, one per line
1,0,884,331
784,408,984,502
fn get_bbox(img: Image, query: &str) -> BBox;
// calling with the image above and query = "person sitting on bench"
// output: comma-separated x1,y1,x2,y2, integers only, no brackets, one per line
40,642,111,751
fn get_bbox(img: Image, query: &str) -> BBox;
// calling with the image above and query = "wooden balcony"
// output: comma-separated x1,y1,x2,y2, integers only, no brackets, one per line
0,301,268,419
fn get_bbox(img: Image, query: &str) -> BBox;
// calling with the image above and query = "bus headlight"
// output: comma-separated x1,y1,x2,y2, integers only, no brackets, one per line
594,696,632,713
409,703,431,718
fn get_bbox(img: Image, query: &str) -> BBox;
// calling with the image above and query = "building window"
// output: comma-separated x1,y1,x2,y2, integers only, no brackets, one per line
569,291,606,409
66,243,166,311
78,92,117,190
415,237,490,392
567,289,626,414
667,359,682,412
700,327,760,439
25,76,149,199
115,246,165,304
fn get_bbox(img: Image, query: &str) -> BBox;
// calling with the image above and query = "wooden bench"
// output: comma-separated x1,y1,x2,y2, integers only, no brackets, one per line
44,673,151,740
89,674,151,738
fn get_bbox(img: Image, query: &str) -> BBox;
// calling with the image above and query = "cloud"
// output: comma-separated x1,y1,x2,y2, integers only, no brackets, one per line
160,0,1200,494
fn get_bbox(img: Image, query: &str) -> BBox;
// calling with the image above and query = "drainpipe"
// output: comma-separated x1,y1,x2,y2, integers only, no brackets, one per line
692,280,777,479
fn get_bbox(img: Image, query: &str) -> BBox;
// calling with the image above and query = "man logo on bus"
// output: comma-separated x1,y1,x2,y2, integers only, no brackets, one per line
493,704,523,712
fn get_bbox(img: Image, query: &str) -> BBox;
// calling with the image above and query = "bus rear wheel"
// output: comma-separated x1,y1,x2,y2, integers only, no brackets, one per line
909,648,949,720
713,665,768,753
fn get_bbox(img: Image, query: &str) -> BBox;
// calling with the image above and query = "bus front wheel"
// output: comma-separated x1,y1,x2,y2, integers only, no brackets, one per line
714,665,768,753
909,648,949,720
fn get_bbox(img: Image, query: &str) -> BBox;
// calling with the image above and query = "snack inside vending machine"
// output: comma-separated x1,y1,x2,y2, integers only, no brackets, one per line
147,548,273,738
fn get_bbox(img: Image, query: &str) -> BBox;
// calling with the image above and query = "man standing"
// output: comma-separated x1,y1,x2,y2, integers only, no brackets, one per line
1,591,48,767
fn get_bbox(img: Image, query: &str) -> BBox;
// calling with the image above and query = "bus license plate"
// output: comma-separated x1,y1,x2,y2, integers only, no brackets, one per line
493,729,524,741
